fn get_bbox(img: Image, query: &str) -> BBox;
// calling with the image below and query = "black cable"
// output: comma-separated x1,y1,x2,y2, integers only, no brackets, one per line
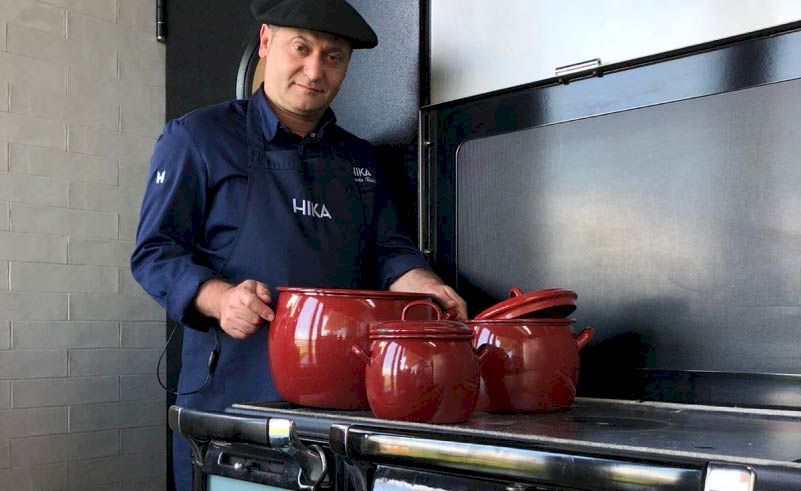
157,323,220,396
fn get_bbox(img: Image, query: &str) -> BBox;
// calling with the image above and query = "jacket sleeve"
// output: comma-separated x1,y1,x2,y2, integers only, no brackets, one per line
371,158,431,289
130,119,218,331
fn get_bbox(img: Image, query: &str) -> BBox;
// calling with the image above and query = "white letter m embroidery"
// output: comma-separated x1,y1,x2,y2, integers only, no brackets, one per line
155,170,166,184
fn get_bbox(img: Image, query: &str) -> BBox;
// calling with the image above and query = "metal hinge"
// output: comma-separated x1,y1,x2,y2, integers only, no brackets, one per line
703,463,755,491
156,0,167,42
417,111,433,256
555,58,601,83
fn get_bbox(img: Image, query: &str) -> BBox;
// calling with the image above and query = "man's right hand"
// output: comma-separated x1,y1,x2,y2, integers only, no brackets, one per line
194,278,274,339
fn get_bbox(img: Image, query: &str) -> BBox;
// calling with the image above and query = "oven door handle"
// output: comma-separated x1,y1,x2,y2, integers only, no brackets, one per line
330,424,704,490
169,405,327,490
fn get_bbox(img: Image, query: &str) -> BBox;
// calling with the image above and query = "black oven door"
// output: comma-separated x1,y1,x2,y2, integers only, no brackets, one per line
168,406,332,491
202,442,318,490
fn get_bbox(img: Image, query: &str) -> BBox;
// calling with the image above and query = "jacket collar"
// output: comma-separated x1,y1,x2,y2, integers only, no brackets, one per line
253,85,337,142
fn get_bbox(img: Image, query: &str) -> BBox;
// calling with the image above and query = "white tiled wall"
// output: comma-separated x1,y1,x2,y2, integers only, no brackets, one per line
0,0,166,489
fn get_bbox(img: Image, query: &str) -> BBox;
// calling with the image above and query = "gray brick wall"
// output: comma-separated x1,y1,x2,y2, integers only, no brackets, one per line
0,1,166,489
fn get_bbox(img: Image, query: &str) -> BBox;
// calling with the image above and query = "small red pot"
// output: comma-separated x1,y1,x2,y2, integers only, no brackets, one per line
269,288,433,410
468,318,594,413
353,301,487,424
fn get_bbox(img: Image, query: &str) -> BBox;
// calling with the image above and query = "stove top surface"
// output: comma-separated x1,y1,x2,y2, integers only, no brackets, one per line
230,397,801,465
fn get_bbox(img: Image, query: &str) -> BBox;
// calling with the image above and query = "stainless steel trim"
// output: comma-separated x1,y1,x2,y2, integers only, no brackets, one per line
354,432,701,490
417,110,427,252
555,58,602,77
703,463,755,491
268,418,293,449
576,396,801,418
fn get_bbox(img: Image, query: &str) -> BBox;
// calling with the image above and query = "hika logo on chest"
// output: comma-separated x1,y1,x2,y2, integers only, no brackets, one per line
292,198,332,220
353,167,376,184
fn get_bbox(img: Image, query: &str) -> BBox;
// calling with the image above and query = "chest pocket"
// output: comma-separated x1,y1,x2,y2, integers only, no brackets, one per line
350,163,378,227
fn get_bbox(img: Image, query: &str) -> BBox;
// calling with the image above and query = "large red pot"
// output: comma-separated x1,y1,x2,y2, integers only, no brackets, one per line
352,301,487,424
468,318,594,413
269,287,433,410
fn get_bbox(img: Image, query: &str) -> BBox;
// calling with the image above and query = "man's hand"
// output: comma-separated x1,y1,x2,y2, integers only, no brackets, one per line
389,268,468,320
194,279,274,339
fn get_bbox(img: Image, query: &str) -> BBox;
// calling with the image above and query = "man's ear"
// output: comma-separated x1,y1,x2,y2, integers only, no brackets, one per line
258,24,271,58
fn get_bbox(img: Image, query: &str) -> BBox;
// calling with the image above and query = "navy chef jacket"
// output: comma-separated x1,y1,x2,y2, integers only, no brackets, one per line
132,88,430,334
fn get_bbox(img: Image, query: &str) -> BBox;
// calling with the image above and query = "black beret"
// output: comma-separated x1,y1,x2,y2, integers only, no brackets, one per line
250,0,378,49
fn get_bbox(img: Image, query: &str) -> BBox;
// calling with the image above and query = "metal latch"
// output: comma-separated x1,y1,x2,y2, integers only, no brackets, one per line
555,58,602,79
703,463,755,491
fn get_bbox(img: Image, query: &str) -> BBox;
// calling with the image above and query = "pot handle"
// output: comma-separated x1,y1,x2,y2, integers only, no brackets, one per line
574,327,595,351
351,345,371,365
474,343,491,368
507,287,524,298
402,300,443,320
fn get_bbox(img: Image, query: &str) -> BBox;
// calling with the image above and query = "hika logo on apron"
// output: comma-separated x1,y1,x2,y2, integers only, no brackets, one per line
292,198,333,219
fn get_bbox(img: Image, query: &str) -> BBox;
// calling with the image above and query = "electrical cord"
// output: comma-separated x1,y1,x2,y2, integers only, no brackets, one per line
157,323,220,396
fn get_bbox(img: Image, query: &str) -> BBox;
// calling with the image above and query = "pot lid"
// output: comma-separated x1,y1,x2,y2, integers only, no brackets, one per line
369,320,473,340
369,299,473,339
473,287,577,320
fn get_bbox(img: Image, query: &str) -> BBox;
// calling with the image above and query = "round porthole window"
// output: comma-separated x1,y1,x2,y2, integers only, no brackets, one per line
236,32,264,99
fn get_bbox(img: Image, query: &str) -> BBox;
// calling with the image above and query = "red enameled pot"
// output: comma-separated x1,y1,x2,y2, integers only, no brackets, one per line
467,318,594,413
352,301,488,424
269,287,433,410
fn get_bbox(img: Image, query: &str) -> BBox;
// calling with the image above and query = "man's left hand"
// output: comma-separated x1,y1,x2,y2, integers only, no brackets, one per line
389,268,468,320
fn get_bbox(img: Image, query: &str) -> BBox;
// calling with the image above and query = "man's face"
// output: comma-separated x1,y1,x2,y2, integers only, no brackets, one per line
258,25,352,120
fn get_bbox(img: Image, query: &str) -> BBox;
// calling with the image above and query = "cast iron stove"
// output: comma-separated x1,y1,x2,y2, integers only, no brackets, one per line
170,397,801,490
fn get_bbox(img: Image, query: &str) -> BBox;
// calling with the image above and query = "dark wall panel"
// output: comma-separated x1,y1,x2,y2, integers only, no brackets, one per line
330,0,420,145
166,0,257,120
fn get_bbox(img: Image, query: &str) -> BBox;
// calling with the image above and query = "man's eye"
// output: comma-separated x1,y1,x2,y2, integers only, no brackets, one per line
292,44,307,53
328,54,343,63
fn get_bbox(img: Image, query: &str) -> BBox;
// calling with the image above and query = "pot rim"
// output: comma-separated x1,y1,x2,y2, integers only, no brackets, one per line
276,287,431,299
369,332,475,340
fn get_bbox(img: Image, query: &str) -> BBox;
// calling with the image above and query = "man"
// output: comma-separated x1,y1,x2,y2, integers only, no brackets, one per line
130,0,466,488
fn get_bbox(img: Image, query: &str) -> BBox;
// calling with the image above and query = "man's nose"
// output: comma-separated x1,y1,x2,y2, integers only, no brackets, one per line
304,55,323,81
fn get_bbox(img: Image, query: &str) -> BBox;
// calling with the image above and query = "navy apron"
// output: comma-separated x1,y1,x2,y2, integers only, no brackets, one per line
173,99,371,490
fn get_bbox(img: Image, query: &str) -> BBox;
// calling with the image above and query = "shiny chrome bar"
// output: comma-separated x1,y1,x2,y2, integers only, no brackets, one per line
331,425,702,490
